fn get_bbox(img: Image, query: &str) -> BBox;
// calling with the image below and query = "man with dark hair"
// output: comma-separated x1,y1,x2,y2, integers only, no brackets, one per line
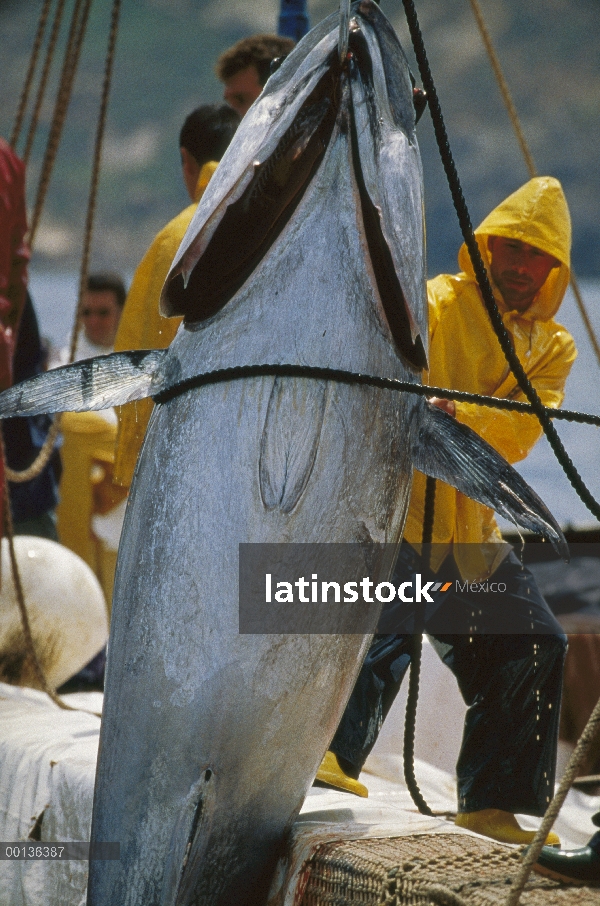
86,272,126,309
113,104,240,489
79,272,126,356
53,272,127,365
179,105,240,200
216,34,295,116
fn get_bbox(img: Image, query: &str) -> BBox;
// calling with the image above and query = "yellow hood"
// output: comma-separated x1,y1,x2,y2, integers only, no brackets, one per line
457,176,571,321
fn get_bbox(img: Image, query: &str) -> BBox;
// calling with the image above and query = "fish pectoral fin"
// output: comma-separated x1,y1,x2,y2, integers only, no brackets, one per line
259,377,327,513
0,349,168,417
411,402,568,559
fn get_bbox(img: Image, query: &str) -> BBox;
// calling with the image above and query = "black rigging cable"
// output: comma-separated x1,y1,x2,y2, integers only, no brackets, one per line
402,474,436,817
153,362,600,427
400,0,600,524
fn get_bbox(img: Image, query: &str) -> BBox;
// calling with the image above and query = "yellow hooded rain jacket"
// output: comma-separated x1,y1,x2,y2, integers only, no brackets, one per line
402,176,577,580
113,161,218,487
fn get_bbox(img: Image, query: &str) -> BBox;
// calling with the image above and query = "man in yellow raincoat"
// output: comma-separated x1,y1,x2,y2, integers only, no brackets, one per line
113,105,240,488
317,177,577,847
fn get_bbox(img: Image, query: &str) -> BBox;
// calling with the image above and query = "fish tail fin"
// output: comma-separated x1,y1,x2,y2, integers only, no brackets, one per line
411,401,569,559
0,350,167,417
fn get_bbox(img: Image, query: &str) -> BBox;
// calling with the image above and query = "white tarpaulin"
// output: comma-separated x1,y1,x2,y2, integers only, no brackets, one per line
0,640,597,905
0,685,101,906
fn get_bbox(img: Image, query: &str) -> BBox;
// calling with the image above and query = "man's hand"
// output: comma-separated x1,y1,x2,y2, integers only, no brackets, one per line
428,396,456,418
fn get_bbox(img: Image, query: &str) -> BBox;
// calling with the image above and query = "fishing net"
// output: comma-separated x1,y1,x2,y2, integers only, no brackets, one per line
298,833,598,906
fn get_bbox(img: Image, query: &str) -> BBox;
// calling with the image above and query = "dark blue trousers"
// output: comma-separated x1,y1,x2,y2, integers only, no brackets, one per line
330,544,567,816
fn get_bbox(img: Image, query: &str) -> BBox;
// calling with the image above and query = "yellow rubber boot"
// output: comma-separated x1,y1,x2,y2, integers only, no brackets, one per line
455,809,560,847
314,751,369,798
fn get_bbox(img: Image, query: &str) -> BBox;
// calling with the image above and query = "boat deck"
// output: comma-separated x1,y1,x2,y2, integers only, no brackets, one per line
0,653,597,906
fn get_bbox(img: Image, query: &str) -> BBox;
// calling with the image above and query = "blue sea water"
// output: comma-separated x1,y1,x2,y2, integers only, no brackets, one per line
28,271,600,529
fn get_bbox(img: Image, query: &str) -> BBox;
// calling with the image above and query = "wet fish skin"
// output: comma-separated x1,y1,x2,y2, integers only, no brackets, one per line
0,2,567,904
88,6,423,903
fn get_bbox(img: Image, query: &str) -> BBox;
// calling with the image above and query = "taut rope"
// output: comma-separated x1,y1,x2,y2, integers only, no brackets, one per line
9,0,54,149
29,0,93,245
22,0,68,167
403,475,436,817
69,0,122,364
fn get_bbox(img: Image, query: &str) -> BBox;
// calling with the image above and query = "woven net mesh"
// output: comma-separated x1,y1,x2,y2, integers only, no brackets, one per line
298,833,599,906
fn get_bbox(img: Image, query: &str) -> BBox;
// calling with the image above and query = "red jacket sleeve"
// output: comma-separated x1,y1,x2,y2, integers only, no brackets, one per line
0,138,30,389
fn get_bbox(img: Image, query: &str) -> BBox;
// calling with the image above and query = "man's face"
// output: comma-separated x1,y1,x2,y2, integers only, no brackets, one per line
81,290,122,347
488,236,560,312
223,65,262,116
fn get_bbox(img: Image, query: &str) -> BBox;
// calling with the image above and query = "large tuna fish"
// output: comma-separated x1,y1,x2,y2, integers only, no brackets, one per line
0,2,566,904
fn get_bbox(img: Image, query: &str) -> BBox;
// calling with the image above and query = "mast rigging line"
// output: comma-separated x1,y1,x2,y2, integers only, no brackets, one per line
4,0,93,484
23,0,69,168
2,0,120,720
68,0,122,365
7,0,121,486
7,0,96,483
467,0,600,372
29,0,93,246
9,0,54,150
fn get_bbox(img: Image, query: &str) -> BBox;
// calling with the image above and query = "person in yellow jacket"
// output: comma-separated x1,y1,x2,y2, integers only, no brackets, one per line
113,105,240,488
316,177,576,847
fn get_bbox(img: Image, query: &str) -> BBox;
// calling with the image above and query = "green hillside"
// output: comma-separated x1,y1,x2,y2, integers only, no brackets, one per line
1,0,598,277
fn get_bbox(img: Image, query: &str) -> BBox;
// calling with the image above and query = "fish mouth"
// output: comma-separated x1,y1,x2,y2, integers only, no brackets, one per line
165,61,341,323
167,12,426,372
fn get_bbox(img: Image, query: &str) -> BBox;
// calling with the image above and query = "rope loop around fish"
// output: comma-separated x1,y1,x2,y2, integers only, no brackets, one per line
152,362,600,427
